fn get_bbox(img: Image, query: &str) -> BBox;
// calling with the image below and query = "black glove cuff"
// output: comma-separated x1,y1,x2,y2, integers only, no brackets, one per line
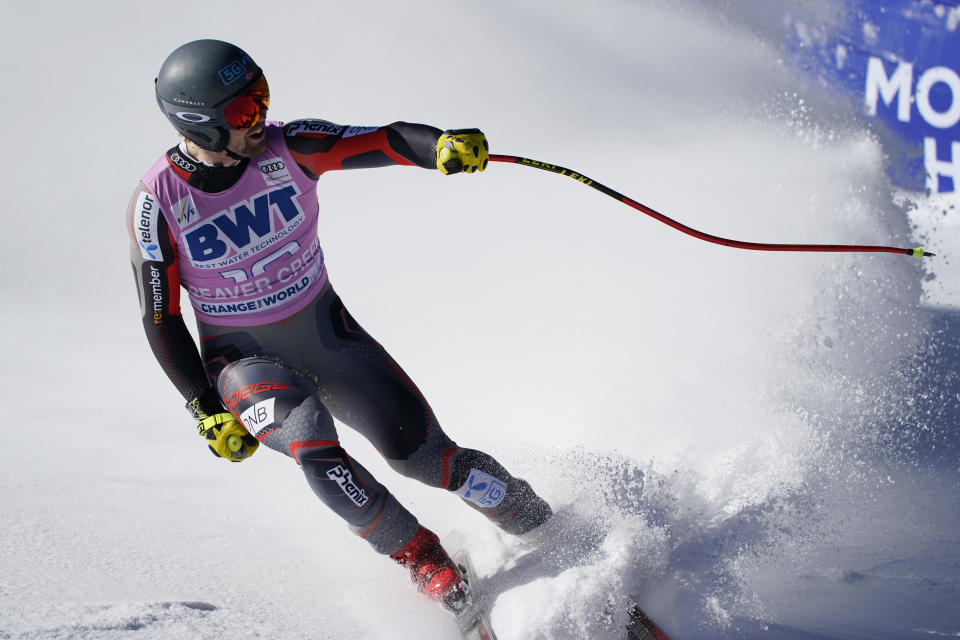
186,387,225,420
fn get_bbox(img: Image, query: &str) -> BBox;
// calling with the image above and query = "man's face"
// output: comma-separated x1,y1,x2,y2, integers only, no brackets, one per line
226,111,269,158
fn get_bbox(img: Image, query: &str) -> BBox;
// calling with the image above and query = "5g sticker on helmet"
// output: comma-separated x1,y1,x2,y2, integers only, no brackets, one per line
218,55,253,85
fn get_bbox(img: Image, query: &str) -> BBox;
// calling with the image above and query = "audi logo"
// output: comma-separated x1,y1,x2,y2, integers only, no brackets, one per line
170,152,197,172
260,161,286,173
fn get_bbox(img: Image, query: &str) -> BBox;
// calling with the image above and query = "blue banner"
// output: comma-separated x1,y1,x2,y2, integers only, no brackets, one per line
784,1,960,193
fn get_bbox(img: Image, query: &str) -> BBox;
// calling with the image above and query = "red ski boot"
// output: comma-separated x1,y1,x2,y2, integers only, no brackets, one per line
391,525,469,613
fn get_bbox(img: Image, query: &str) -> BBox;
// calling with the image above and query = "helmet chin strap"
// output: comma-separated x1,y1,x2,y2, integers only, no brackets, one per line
224,147,248,161
183,138,244,167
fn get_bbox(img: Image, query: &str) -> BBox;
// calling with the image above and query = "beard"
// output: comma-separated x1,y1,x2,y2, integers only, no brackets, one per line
227,130,269,158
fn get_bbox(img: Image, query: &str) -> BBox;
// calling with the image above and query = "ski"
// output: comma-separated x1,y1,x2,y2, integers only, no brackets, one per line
451,547,498,640
625,602,671,640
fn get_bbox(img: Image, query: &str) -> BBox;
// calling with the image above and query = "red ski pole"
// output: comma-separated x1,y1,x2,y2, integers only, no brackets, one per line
489,154,933,259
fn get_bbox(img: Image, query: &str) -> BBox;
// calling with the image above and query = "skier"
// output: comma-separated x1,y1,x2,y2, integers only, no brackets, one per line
127,39,552,614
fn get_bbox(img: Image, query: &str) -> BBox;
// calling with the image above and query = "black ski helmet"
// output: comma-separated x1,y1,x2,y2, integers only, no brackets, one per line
155,39,265,151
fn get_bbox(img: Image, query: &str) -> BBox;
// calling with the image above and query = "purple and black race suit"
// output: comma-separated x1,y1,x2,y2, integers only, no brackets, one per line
127,119,550,554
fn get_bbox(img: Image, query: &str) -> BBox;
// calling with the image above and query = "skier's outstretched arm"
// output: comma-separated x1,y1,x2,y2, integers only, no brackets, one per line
282,120,488,177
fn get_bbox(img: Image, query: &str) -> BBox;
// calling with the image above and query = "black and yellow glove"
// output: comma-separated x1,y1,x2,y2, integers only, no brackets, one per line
197,413,259,462
436,128,489,175
187,390,259,462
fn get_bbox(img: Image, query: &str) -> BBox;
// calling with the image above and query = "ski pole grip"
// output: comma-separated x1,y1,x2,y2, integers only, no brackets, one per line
227,434,244,453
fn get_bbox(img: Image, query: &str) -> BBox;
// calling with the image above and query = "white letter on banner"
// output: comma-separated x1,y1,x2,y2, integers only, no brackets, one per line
924,137,960,193
865,57,913,122
916,66,960,129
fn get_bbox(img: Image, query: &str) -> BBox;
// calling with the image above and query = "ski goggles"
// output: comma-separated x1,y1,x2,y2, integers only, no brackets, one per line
221,74,270,129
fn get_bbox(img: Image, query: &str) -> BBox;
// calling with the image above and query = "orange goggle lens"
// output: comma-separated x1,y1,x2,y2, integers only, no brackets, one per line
222,75,270,129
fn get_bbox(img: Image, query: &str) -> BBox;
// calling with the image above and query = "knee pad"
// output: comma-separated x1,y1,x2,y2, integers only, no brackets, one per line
217,356,338,456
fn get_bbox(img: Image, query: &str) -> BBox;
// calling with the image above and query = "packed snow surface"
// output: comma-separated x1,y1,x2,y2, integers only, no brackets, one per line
1,1,957,638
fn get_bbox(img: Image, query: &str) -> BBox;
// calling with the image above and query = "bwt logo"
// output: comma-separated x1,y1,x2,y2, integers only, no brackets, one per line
184,185,304,262
327,465,369,507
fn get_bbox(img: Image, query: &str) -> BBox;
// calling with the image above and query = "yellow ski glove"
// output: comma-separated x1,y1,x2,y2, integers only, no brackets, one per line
197,413,259,462
436,128,489,175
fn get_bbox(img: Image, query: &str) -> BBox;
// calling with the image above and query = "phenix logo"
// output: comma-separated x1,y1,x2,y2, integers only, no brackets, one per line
327,464,369,507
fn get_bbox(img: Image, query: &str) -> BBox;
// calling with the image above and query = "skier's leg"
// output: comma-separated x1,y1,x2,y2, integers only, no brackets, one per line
215,355,418,554
309,292,553,534
389,429,553,534
201,315,469,608
440,446,553,535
